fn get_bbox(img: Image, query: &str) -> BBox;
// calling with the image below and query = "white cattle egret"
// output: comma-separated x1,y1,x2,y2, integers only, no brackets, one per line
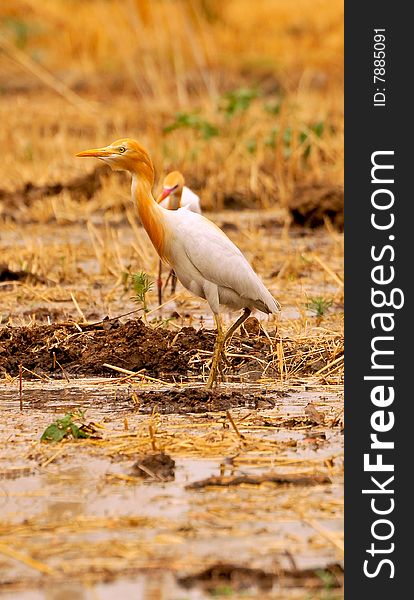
76,138,280,388
156,170,201,304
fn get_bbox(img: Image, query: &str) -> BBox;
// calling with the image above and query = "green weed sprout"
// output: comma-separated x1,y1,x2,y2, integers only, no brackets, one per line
41,411,90,443
131,271,153,312
306,296,333,318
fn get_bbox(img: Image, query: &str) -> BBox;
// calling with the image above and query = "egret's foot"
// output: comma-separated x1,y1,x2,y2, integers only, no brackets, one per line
220,348,232,368
206,310,252,389
206,366,218,389
207,352,229,388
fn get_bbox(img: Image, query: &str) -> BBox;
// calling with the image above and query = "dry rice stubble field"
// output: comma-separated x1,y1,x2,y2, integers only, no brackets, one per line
0,1,343,597
0,200,344,599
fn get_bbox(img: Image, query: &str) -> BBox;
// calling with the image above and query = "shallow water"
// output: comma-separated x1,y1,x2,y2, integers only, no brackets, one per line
0,380,343,598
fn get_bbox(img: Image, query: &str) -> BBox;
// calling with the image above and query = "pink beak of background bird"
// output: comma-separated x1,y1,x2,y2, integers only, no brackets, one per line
157,187,175,203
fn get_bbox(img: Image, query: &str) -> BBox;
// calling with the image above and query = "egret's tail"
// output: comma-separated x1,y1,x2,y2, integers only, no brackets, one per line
254,289,281,315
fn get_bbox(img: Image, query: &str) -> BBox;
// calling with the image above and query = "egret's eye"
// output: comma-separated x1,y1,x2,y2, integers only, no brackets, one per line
119,146,126,153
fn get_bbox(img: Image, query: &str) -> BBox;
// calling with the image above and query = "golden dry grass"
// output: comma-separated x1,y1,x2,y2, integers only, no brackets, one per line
0,0,343,209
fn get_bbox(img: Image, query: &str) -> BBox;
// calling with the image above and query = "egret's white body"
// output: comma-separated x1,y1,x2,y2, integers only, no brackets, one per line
152,197,279,315
76,138,280,387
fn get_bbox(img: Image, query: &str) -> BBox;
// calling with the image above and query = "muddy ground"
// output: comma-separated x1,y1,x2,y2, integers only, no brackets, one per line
1,174,344,600
0,317,341,385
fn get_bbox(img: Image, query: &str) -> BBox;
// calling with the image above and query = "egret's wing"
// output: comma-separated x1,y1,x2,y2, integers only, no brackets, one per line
174,211,278,311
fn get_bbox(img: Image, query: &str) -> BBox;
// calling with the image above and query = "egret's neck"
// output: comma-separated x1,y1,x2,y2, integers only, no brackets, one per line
168,191,181,211
131,174,166,259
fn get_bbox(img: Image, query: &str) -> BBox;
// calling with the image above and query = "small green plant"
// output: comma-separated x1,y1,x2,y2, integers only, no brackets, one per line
131,271,153,312
264,100,282,115
41,411,90,443
163,112,219,140
3,17,31,49
299,121,325,160
246,138,257,154
265,126,279,149
210,585,234,597
311,120,325,138
315,568,339,599
219,87,260,118
306,296,333,318
265,125,293,152
265,121,326,160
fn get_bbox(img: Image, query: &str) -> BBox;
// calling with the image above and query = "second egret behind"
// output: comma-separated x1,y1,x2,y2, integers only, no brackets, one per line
156,170,201,303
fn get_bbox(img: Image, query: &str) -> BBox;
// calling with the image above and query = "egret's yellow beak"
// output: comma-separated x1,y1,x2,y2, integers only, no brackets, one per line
75,146,113,158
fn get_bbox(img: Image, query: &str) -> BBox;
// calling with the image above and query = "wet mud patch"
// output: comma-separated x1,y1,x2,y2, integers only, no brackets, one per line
129,387,281,414
131,452,175,481
2,384,285,415
0,384,343,597
179,562,344,594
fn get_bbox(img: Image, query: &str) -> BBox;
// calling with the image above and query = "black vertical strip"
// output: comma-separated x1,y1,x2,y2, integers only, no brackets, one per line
345,1,411,596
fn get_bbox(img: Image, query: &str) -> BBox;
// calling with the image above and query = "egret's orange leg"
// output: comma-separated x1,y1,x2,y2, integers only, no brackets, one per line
206,313,225,389
163,269,173,291
157,259,163,305
158,263,177,305
206,308,252,389
171,271,177,295
222,308,251,346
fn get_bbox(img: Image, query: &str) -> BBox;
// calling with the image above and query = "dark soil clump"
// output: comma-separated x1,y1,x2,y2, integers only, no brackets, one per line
0,319,343,382
132,452,175,481
0,319,214,378
0,264,46,284
0,166,109,221
289,183,344,229
0,317,341,381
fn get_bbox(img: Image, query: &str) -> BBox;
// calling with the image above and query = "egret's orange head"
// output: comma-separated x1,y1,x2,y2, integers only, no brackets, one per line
157,171,185,203
76,138,154,183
